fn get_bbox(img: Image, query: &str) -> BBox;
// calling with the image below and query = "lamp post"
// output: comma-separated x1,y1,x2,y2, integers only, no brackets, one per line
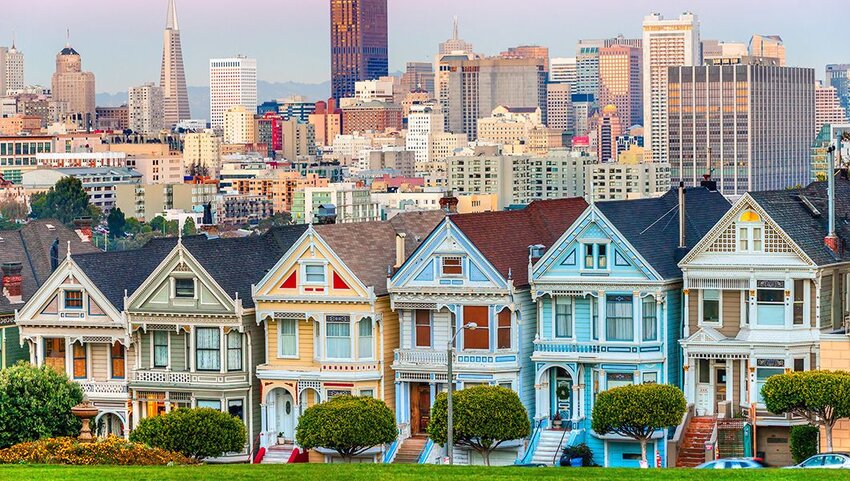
447,321,477,465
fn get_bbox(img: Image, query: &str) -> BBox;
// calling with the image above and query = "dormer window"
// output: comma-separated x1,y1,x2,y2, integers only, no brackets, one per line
175,278,195,298
737,211,763,252
582,243,608,270
441,256,463,276
64,290,83,309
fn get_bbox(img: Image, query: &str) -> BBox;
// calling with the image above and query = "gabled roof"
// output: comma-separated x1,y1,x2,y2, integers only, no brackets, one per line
749,180,850,266
596,187,731,279
73,225,308,310
315,210,446,296
450,198,589,287
0,220,100,315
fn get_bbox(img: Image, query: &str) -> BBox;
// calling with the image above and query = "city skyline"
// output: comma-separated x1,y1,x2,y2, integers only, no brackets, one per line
0,0,846,93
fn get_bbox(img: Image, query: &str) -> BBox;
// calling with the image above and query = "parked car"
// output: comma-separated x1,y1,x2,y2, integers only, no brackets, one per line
696,458,765,469
787,453,850,469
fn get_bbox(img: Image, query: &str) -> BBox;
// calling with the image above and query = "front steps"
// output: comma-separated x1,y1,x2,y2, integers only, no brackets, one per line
676,416,715,467
531,430,570,465
394,435,428,463
261,443,295,464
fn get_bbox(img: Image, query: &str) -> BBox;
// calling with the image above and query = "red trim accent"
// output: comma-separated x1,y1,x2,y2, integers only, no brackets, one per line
281,271,297,289
253,446,266,464
332,271,350,290
324,382,354,388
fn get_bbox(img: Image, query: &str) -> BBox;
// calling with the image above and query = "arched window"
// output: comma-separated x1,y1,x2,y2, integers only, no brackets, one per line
737,210,763,252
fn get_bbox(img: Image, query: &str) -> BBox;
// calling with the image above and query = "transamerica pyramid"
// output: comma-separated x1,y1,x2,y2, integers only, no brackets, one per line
160,0,190,127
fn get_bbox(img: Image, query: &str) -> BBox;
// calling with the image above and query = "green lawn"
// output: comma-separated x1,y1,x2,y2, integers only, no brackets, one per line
0,464,847,481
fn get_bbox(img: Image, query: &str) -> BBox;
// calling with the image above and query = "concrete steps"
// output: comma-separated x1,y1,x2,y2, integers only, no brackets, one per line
531,429,570,466
261,443,295,464
394,436,428,464
676,417,716,468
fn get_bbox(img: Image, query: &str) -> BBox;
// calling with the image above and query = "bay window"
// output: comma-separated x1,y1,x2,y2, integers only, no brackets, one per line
497,308,511,349
606,295,633,341
278,319,297,357
702,289,720,324
462,306,489,350
414,309,431,348
228,399,244,420
44,338,65,373
756,281,785,326
196,327,221,371
591,299,599,340
606,372,634,390
642,296,657,341
326,316,351,359
554,297,573,338
793,280,805,325
756,364,784,404
358,318,373,359
73,342,87,379
153,331,169,368
110,342,125,379
227,331,242,371
197,399,221,410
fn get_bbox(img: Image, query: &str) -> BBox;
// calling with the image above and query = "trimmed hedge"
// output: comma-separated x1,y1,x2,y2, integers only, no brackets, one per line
129,408,246,460
0,436,194,465
296,395,396,460
789,425,819,464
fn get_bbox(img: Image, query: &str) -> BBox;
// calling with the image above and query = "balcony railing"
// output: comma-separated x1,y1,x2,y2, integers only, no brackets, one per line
394,349,519,367
130,370,249,386
79,381,128,397
533,339,664,357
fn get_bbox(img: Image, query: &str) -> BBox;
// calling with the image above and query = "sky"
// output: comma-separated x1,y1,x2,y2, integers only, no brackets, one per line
1,0,847,93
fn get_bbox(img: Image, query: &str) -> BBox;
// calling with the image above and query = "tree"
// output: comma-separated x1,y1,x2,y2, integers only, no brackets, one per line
124,217,151,236
789,425,820,464
0,362,84,448
129,407,246,460
258,212,292,231
28,177,97,224
762,370,850,452
106,207,126,239
591,384,686,465
182,217,196,236
149,215,167,234
428,385,530,466
0,198,27,221
296,395,396,462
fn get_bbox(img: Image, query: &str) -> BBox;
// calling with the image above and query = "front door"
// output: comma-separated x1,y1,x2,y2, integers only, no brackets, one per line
715,367,728,410
410,383,431,435
275,390,295,441
696,359,712,415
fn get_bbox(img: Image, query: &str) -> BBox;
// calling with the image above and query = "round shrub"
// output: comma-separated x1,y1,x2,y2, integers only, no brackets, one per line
0,362,84,448
296,395,396,460
0,435,195,465
129,407,246,460
790,425,820,464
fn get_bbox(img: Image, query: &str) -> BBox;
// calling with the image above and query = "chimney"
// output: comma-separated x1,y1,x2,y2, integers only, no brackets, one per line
678,182,686,249
395,233,407,268
826,144,840,255
1,262,23,304
528,244,545,264
439,190,459,214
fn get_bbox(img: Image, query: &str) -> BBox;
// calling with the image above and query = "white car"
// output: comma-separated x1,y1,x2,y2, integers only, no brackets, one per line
788,453,850,469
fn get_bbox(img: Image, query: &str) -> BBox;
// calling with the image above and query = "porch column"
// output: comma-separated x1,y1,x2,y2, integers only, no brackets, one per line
683,288,690,337
747,353,757,405
34,336,43,365
597,291,606,341
534,381,547,420
259,403,267,446
132,398,140,429
684,353,695,404
65,337,73,375
725,359,733,403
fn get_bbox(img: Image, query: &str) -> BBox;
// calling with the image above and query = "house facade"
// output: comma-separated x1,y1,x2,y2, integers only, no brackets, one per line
530,187,730,467
679,181,850,466
252,211,443,461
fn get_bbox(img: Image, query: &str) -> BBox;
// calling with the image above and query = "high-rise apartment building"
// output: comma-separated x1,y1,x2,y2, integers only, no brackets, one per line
183,129,221,174
748,34,785,66
51,40,96,128
598,44,642,128
642,12,700,162
2,42,24,94
436,56,547,139
826,64,850,114
500,45,550,71
222,105,255,145
405,104,445,164
815,81,848,135
281,120,316,161
667,64,814,195
594,105,623,162
160,0,190,127
330,0,388,101
546,83,572,133
209,56,257,131
308,99,342,147
438,16,474,55
549,57,577,85
128,83,165,134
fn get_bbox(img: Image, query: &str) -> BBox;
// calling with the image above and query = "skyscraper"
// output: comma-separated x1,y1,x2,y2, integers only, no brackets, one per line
642,12,700,163
667,64,814,195
51,37,96,129
129,82,165,134
575,39,604,97
439,16,474,55
160,0,191,127
598,44,642,128
549,57,577,85
1,38,24,95
815,81,848,135
748,34,785,66
826,64,850,114
209,56,257,131
500,45,550,71
330,0,388,101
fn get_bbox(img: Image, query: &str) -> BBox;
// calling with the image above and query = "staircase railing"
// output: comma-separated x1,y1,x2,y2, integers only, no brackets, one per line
417,438,435,464
552,425,571,466
383,439,400,464
516,418,545,465
704,424,719,464
667,403,694,467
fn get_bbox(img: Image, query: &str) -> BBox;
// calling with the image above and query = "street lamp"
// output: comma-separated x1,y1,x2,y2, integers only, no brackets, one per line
447,321,477,465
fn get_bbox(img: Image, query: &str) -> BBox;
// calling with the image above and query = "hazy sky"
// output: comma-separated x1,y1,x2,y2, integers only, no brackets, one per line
1,0,846,93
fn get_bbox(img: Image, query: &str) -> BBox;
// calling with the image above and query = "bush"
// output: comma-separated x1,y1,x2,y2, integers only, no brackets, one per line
789,425,820,464
428,385,530,466
296,395,396,461
560,443,595,467
0,362,84,448
0,436,195,465
129,407,246,460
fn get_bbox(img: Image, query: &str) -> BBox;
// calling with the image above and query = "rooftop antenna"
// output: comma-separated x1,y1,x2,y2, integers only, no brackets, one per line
65,28,70,48
11,31,15,50
452,16,459,39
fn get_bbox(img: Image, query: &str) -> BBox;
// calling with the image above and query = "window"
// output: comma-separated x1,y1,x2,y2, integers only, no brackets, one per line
196,327,221,371
110,342,125,379
737,211,764,252
497,309,511,349
44,338,65,372
414,310,431,348
462,306,489,350
598,244,608,269
228,399,244,420
793,279,805,325
360,389,374,398
278,319,297,357
794,358,805,372
441,256,463,276
756,367,784,404
642,372,658,384
73,342,87,379
175,278,194,298
606,295,633,341
326,316,351,359
591,299,599,340
583,243,594,268
197,399,222,410
698,358,710,383
304,264,325,283
64,290,83,309
358,318,373,359
756,281,785,326
153,331,169,368
583,243,608,269
702,290,720,324
606,372,634,390
227,331,242,371
642,296,658,341
555,297,573,338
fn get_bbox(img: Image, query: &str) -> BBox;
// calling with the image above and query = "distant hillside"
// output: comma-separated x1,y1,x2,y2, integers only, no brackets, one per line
96,80,331,119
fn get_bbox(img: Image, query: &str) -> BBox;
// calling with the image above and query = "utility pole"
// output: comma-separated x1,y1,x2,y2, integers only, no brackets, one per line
447,322,476,465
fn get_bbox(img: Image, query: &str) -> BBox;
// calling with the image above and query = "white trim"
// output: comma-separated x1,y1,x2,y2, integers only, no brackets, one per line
697,288,723,328
276,318,299,359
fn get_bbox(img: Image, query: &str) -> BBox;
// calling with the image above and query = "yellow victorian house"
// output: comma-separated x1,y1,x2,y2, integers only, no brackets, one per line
252,211,444,462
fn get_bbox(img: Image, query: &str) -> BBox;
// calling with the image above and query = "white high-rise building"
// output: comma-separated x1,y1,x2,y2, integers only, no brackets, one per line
549,57,577,85
642,12,700,162
128,82,164,134
4,41,24,94
815,81,848,135
405,104,445,164
209,55,257,131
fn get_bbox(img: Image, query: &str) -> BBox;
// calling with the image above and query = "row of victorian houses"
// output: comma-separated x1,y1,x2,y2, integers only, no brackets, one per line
1,178,850,467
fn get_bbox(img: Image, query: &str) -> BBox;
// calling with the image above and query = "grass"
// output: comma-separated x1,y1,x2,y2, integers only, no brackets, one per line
0,464,847,481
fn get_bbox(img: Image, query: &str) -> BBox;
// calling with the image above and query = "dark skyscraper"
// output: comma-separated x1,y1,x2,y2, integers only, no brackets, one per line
330,0,388,101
